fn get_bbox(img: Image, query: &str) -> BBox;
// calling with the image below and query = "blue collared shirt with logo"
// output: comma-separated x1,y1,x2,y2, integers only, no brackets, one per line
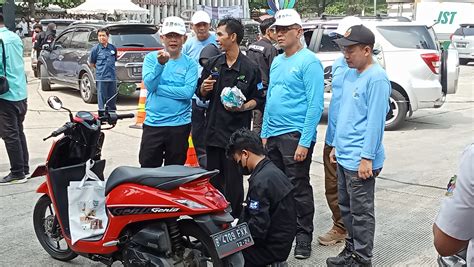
89,43,117,82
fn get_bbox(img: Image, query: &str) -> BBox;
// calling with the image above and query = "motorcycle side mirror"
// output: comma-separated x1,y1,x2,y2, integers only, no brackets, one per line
47,96,63,110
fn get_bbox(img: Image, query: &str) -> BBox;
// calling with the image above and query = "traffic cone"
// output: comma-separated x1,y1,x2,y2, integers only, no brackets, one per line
129,82,147,129
185,135,199,167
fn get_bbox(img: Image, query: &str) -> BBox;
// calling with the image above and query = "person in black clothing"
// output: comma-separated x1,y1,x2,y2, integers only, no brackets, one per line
246,17,278,136
196,17,264,218
226,128,296,267
37,23,56,49
32,24,43,59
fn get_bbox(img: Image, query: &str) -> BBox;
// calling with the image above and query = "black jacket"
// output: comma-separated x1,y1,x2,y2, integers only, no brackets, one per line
196,52,264,148
246,37,278,93
240,158,296,262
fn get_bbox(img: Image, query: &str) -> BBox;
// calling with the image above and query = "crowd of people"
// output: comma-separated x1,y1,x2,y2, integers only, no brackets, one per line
0,8,472,266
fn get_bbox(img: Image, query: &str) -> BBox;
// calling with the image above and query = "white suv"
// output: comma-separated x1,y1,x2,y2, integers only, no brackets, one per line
303,19,460,130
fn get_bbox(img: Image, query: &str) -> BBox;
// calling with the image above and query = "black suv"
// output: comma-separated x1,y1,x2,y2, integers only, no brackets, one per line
38,23,163,103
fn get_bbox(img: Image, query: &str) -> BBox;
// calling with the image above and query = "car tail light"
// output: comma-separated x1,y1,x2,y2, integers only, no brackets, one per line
421,53,440,74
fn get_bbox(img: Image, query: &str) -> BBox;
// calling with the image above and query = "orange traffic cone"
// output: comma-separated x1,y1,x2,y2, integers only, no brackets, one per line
129,82,147,129
185,135,199,167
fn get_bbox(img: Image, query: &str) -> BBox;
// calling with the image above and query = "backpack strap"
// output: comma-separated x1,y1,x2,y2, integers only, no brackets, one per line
0,39,6,76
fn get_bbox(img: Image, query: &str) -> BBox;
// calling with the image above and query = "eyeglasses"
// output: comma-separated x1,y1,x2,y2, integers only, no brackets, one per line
164,32,182,39
274,26,301,34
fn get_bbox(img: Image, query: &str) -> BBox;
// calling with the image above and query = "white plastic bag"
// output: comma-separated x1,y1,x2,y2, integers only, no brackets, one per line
220,86,246,109
67,160,108,244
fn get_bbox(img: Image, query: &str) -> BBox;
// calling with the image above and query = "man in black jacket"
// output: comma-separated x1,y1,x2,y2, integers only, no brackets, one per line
226,128,296,267
246,17,278,136
197,17,264,218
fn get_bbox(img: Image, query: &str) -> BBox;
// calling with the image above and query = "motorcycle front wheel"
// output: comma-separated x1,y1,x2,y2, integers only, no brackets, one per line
33,195,78,261
178,219,224,267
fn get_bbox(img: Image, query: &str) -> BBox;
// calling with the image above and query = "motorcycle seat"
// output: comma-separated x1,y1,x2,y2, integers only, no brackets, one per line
105,165,219,195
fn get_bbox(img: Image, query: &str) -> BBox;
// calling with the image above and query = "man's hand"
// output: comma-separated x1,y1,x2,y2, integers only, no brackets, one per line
294,145,309,162
330,148,337,164
224,100,256,112
262,138,267,147
200,75,216,96
157,50,170,65
358,158,373,179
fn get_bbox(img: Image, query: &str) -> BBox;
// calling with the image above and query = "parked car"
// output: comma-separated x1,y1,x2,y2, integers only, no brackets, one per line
451,23,474,65
31,19,77,77
303,18,460,130
38,23,163,103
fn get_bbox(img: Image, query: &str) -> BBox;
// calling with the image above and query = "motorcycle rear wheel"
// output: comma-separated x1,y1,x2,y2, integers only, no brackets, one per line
178,219,224,267
33,195,78,261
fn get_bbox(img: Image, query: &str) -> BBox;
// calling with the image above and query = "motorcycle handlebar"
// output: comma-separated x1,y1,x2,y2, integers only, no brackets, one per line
44,122,74,141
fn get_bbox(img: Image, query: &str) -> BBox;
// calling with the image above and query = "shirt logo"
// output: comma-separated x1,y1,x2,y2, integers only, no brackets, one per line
111,50,115,55
249,200,259,211
344,28,352,38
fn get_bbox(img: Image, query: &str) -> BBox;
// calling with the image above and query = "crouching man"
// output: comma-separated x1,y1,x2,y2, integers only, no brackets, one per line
226,128,296,267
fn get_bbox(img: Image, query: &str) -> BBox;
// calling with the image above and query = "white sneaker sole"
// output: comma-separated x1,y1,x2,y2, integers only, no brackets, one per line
0,178,28,185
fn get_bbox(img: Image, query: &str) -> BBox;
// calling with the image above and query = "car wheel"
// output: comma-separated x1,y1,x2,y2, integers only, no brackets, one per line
459,58,469,65
40,64,51,91
385,90,408,131
80,72,97,104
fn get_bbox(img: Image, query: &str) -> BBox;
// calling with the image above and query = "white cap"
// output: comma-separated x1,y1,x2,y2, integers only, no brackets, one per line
160,16,186,35
271,9,302,28
331,16,362,37
192,10,211,25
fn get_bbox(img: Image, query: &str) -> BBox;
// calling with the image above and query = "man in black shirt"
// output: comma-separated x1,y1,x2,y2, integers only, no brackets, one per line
246,17,278,136
226,128,296,266
196,17,264,218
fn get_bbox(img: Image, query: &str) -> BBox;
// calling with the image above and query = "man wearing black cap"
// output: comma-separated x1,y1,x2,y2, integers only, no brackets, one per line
326,25,391,267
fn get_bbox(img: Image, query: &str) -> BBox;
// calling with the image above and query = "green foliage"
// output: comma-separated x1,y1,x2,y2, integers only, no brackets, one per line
39,0,85,9
324,1,346,15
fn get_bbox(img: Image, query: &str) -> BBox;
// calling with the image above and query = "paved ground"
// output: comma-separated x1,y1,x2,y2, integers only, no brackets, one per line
0,59,473,266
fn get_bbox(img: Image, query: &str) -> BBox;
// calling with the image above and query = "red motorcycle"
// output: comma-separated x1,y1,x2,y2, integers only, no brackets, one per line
31,96,252,266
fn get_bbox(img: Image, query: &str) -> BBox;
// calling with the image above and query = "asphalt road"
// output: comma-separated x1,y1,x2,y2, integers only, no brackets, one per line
0,59,473,266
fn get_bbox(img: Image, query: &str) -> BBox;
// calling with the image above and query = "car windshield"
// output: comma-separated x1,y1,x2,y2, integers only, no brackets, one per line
377,25,437,50
108,26,162,48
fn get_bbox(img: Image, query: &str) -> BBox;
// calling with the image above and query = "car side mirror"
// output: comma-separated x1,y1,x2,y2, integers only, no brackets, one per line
42,44,50,50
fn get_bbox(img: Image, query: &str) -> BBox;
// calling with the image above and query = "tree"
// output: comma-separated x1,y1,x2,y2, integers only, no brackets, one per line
39,0,84,9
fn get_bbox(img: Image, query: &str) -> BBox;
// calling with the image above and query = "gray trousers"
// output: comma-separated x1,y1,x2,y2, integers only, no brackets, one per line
337,164,381,262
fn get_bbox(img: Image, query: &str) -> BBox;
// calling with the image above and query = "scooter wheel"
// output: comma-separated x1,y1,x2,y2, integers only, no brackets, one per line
33,195,78,261
178,219,225,267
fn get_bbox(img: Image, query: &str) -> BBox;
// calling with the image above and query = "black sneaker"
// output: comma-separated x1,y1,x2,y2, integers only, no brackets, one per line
350,253,372,267
294,240,312,259
326,247,353,266
0,173,27,186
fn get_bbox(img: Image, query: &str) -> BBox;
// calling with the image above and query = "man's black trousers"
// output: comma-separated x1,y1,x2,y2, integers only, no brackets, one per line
0,99,29,176
139,123,191,168
206,146,243,218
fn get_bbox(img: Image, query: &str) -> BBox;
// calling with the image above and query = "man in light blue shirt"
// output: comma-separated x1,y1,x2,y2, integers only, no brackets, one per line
0,14,29,185
261,9,324,259
139,16,198,168
182,10,216,168
327,25,390,267
319,16,362,247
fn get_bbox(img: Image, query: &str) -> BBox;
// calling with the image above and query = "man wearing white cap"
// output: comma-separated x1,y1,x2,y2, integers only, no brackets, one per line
139,17,198,168
318,16,362,247
183,10,217,169
261,9,324,259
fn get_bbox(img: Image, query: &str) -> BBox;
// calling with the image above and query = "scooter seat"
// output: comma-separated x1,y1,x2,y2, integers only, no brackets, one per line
105,165,219,195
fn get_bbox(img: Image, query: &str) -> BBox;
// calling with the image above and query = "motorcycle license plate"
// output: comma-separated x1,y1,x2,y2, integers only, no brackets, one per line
210,223,254,259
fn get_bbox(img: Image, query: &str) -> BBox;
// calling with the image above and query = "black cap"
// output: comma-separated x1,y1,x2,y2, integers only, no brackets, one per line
199,43,221,67
334,24,375,46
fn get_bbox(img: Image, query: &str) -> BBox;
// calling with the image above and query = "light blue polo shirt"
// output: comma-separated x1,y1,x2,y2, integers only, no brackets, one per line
0,27,27,102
